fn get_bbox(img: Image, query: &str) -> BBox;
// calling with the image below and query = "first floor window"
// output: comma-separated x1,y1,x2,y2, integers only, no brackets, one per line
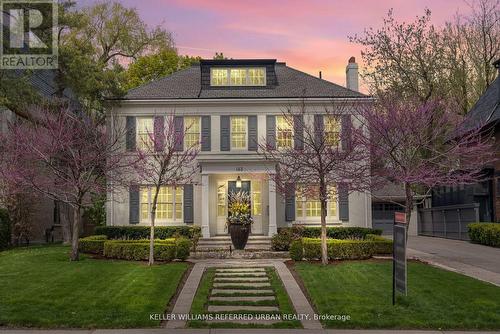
137,117,153,149
139,186,183,221
217,182,226,217
231,116,247,149
295,185,337,219
184,116,201,149
276,115,293,149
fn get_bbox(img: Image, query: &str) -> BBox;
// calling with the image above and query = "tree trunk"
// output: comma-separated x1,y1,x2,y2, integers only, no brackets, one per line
404,182,413,241
70,207,80,261
149,214,155,266
319,180,328,265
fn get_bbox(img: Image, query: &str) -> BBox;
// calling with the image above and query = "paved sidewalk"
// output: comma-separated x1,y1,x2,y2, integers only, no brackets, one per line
165,259,322,330
1,328,500,333
407,235,500,286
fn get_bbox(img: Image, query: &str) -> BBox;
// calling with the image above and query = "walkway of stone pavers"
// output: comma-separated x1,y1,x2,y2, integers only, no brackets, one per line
166,259,322,330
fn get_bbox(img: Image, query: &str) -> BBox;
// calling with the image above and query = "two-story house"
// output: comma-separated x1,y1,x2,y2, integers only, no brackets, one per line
107,58,373,239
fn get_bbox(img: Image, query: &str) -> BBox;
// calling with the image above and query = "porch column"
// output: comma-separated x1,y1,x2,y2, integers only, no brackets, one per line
268,175,277,236
201,174,210,238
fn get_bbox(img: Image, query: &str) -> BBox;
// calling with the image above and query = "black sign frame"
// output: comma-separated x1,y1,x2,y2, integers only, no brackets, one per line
392,221,407,305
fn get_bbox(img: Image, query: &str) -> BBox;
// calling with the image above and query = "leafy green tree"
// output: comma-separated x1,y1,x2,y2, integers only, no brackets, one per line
124,50,200,90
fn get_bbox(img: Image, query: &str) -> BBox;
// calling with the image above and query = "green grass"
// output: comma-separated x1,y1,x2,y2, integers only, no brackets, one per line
188,267,301,328
295,260,500,330
0,245,189,328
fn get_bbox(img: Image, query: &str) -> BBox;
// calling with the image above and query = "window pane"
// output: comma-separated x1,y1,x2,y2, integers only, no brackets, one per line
184,117,200,149
252,180,262,215
231,116,247,149
306,201,321,217
325,116,340,146
276,116,293,149
137,118,154,149
230,68,247,85
248,68,265,86
217,183,226,217
329,185,337,217
140,187,149,220
211,68,228,86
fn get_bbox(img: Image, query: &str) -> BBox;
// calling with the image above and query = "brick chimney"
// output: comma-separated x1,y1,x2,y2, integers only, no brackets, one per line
346,56,359,91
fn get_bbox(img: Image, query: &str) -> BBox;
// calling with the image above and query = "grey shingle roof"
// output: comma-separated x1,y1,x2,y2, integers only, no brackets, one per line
123,62,367,100
463,75,500,130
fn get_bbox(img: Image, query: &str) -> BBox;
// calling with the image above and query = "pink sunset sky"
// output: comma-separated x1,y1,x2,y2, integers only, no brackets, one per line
80,0,472,90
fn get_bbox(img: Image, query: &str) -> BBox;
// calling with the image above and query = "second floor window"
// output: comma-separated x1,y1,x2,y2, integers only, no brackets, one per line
276,116,293,149
231,116,247,149
184,116,200,149
137,117,153,149
324,116,340,146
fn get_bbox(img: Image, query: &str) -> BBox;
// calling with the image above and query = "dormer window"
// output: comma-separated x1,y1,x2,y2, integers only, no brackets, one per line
210,67,266,86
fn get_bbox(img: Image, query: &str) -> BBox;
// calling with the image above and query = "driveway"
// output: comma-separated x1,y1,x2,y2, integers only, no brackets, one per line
407,235,500,286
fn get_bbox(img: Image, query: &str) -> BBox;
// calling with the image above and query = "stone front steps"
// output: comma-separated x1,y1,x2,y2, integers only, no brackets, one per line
196,235,272,251
205,266,284,326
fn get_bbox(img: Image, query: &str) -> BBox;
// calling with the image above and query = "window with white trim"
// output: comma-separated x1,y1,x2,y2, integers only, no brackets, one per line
139,186,183,222
231,116,247,149
210,67,266,86
324,115,340,147
276,115,293,149
217,182,226,217
136,117,153,149
184,116,200,149
295,185,338,219
252,180,262,216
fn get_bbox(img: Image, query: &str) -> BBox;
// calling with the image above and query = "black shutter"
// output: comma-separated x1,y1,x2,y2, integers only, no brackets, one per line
183,184,194,224
293,115,303,150
129,185,140,224
220,115,230,151
341,114,352,151
248,115,258,151
266,115,276,149
201,116,211,151
126,116,136,151
154,116,164,151
314,114,324,145
285,183,296,222
174,116,184,151
338,183,349,221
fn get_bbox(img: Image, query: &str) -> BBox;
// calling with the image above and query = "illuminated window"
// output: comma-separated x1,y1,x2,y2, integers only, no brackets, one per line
210,68,228,86
329,185,337,217
230,68,247,85
139,186,183,222
231,116,247,149
210,67,266,86
184,116,200,149
248,68,265,86
137,117,153,149
295,185,338,219
324,116,340,146
276,116,293,149
252,180,262,216
217,182,226,217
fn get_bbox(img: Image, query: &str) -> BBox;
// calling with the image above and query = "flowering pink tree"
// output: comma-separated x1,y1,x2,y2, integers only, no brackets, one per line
0,106,131,261
355,95,496,235
259,101,371,265
133,114,199,266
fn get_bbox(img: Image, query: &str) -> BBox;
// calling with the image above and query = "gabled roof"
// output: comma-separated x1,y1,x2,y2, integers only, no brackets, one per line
123,61,368,100
464,75,500,130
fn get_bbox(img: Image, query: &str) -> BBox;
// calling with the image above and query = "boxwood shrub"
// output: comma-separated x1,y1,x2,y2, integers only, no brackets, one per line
272,226,383,251
468,223,500,247
102,239,191,261
365,234,393,254
299,237,393,261
79,235,108,254
289,239,304,261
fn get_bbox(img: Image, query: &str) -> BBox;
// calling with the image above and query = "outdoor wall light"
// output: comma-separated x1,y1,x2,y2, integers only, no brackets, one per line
236,175,242,188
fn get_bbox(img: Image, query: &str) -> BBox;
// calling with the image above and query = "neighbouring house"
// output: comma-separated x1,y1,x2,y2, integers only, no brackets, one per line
108,58,374,241
418,60,500,240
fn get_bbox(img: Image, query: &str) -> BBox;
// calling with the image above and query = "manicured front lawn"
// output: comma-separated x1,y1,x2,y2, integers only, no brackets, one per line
294,260,500,330
0,245,189,328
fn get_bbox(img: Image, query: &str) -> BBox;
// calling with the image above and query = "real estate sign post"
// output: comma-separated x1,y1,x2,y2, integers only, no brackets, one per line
393,212,407,305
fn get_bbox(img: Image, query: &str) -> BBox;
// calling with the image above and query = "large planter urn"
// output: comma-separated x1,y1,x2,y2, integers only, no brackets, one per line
228,223,251,250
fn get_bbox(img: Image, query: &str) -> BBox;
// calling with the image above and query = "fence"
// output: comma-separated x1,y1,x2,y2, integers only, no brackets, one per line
418,203,480,240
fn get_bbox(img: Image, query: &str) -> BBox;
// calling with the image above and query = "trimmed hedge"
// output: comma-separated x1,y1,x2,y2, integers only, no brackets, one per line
272,226,383,251
299,237,393,261
102,239,191,261
94,226,201,249
79,235,108,254
0,209,11,251
468,223,500,247
289,239,304,261
365,234,393,254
